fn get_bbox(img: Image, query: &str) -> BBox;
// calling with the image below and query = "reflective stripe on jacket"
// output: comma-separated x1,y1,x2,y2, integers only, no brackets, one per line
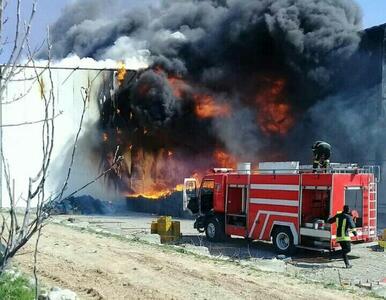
328,212,356,242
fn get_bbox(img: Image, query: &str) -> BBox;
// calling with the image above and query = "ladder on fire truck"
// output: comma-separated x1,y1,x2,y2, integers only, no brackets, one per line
365,165,379,239
368,181,377,239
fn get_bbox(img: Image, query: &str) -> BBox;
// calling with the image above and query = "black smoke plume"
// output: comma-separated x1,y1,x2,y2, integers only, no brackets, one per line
45,0,386,197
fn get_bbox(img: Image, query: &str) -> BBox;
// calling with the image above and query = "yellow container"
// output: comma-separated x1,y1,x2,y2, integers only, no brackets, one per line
151,221,158,234
157,216,172,235
383,229,386,241
379,240,386,249
172,221,181,237
150,216,181,243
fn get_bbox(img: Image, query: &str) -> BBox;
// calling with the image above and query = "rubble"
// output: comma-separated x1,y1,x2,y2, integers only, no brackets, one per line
126,191,190,218
39,287,78,300
52,194,192,218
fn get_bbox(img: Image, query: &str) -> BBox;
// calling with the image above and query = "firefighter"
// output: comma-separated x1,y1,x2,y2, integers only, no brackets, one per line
327,205,357,268
312,141,331,171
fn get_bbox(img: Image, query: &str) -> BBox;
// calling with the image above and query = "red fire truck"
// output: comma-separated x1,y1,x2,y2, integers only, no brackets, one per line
183,162,378,254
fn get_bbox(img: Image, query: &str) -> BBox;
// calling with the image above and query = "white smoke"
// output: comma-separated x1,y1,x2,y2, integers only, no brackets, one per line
56,54,149,71
1,57,132,207
100,37,151,69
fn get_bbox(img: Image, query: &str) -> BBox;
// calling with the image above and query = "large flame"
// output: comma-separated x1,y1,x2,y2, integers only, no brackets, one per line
154,66,231,119
194,94,231,119
127,184,184,199
213,150,237,169
111,145,201,199
105,69,293,200
256,79,295,135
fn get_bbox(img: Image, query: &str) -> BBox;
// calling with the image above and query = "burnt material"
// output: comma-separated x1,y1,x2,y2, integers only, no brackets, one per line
126,191,190,218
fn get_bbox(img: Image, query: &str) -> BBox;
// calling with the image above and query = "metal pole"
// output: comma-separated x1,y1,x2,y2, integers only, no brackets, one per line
0,64,132,72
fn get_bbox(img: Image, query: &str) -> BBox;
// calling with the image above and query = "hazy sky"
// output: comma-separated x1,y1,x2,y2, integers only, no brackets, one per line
1,0,385,63
356,0,386,28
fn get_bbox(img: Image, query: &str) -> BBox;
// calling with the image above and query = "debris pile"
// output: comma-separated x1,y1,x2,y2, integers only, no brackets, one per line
52,195,114,215
52,194,190,218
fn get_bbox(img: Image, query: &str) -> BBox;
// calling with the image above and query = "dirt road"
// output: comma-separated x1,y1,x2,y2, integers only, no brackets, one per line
14,221,370,300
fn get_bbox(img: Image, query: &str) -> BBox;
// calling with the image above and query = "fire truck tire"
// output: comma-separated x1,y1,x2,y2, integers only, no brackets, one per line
205,217,225,242
272,226,296,255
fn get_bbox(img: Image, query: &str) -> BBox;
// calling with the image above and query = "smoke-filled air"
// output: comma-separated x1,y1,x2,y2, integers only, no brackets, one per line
43,0,382,198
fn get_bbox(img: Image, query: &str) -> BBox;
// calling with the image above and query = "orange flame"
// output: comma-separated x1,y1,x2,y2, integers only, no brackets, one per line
120,148,188,200
175,184,184,191
153,66,188,98
102,132,108,142
194,95,231,119
116,61,127,86
191,172,202,181
213,150,237,169
167,76,188,98
256,79,295,135
127,184,183,199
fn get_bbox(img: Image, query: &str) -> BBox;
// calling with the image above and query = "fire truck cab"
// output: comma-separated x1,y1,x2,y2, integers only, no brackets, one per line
183,162,378,254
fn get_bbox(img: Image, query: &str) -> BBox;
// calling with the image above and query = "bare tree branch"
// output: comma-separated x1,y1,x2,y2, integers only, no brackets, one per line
0,3,125,290
0,1,3,44
0,111,62,127
0,0,37,98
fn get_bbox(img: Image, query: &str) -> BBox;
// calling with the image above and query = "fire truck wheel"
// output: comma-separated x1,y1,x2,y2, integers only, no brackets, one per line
272,227,296,255
205,217,225,242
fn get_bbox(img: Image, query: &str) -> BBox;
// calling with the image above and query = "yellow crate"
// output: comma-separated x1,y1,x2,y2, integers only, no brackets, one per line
150,216,182,243
157,216,172,235
379,240,386,249
383,229,386,241
172,221,181,237
150,221,158,234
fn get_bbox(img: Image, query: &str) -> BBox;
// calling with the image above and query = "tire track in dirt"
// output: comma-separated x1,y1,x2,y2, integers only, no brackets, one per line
20,257,105,300
14,222,367,300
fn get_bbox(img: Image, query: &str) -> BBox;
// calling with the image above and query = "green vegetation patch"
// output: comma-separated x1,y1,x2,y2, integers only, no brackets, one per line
0,273,34,300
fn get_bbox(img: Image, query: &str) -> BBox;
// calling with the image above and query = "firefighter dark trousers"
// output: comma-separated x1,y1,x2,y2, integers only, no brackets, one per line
339,241,351,266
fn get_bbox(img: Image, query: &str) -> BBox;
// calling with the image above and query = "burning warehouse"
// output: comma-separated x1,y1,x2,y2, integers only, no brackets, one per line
1,0,386,225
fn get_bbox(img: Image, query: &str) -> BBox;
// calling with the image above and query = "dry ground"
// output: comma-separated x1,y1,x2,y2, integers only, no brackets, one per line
13,216,379,300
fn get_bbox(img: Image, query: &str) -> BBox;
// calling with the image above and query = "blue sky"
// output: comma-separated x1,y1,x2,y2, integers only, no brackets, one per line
356,0,386,28
1,0,386,63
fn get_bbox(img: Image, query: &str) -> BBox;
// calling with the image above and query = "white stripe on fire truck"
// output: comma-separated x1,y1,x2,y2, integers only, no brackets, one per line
250,198,299,207
300,228,331,239
248,210,298,238
250,184,299,191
